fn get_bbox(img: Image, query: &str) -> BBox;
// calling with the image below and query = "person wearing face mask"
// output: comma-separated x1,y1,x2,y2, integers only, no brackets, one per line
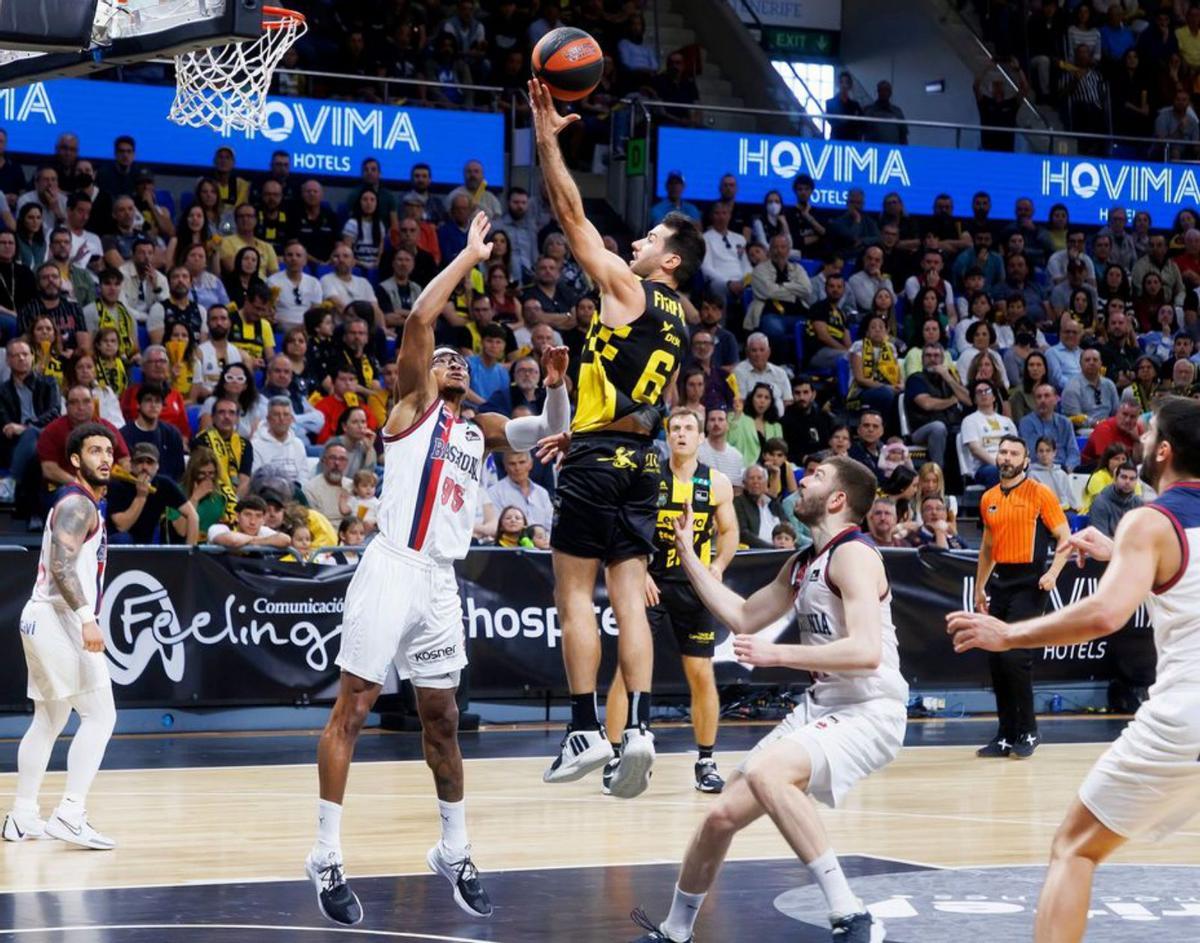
750,191,790,247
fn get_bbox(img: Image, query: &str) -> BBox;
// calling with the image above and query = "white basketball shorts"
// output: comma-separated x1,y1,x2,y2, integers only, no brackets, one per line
336,538,467,689
737,693,907,808
1079,685,1200,841
19,600,111,702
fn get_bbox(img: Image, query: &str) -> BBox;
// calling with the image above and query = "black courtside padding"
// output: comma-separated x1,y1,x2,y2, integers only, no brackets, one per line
0,0,101,51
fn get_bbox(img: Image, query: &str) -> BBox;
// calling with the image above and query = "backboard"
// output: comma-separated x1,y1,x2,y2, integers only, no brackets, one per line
0,0,263,87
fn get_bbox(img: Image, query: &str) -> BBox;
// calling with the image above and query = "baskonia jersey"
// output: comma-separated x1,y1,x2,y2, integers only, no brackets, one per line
572,279,687,435
31,485,107,617
1145,482,1200,696
789,527,908,708
651,462,715,581
376,399,484,565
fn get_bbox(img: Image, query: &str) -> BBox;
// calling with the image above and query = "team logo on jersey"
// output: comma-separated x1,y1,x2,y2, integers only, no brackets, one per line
987,504,999,514
694,487,710,504
599,447,640,470
657,480,669,507
643,451,661,474
464,427,481,442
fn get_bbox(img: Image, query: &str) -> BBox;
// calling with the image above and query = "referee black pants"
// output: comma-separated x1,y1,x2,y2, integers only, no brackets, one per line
986,566,1049,743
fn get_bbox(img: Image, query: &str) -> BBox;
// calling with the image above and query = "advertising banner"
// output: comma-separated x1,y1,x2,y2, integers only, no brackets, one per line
0,78,505,186
0,546,1155,710
657,126,1194,224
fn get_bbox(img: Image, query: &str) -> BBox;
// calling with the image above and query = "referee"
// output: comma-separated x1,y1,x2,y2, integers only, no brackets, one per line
973,435,1071,759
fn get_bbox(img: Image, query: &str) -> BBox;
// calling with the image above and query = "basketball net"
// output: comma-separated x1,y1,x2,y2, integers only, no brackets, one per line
169,5,305,133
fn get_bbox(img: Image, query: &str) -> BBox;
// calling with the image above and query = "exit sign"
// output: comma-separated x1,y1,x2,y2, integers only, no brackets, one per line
764,26,840,59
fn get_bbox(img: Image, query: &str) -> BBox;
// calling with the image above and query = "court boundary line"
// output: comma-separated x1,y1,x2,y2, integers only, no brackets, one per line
0,852,932,898
0,924,496,942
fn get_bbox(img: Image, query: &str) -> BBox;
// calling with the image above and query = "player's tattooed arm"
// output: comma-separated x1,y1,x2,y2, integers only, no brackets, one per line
47,493,96,614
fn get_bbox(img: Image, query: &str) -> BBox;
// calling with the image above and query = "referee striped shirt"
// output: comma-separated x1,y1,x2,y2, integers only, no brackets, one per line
981,476,1068,565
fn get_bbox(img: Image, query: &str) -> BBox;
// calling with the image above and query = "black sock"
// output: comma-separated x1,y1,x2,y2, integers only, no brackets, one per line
626,691,650,728
611,742,622,757
570,692,599,730
697,744,714,761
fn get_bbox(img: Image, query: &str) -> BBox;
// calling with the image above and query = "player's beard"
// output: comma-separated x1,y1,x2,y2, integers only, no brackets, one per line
79,460,110,490
1141,439,1164,489
792,484,829,526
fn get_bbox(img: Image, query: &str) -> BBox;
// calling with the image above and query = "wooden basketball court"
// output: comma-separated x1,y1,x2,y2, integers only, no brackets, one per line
2,717,1197,941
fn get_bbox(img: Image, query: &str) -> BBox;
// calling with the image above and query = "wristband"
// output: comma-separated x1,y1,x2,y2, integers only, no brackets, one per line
75,606,94,622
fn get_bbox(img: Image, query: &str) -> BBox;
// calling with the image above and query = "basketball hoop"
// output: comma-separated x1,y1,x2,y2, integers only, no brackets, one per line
168,5,305,133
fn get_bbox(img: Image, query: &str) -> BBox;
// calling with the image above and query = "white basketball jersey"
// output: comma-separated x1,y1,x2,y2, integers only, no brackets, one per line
1145,483,1200,696
377,399,485,565
789,527,909,708
31,486,108,616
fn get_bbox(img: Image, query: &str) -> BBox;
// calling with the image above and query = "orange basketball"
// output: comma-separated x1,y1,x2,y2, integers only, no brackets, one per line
531,27,604,102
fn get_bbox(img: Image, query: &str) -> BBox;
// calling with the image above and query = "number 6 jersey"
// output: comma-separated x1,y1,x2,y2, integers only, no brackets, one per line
377,399,484,565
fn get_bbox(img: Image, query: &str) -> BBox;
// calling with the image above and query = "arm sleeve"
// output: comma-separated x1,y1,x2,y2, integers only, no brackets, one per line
501,381,571,451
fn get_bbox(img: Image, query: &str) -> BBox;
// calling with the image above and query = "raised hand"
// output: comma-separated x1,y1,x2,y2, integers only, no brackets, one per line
541,345,569,387
465,211,492,264
527,79,581,142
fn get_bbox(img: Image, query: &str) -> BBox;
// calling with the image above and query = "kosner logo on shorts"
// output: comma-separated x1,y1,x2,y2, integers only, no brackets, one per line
99,570,343,685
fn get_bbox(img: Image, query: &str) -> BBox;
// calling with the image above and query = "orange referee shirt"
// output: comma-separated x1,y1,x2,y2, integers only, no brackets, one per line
981,476,1068,565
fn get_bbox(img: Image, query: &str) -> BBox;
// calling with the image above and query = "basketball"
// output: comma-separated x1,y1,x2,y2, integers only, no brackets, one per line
531,27,604,102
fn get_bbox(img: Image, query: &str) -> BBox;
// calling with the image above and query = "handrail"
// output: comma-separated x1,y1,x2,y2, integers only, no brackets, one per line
631,96,1200,154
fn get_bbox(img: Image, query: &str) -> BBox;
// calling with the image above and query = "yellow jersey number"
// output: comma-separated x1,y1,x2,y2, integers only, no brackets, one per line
632,349,676,405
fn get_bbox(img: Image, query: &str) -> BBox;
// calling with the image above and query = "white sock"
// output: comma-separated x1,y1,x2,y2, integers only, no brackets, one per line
57,794,85,823
15,699,70,808
316,799,342,857
12,797,39,816
807,850,862,917
438,798,469,854
661,884,706,941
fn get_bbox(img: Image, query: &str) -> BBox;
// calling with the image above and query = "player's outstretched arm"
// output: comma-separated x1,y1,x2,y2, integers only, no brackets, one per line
528,79,642,315
394,213,492,400
947,506,1176,653
475,346,572,451
673,504,796,634
733,540,884,672
48,492,104,652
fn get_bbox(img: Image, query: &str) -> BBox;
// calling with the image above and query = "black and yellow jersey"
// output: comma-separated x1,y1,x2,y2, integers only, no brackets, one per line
572,279,687,435
651,462,716,581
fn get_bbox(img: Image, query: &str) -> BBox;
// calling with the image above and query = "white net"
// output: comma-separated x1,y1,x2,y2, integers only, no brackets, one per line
168,5,305,133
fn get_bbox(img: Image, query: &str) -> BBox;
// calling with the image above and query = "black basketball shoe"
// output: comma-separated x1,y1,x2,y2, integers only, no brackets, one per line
831,910,886,941
305,849,363,926
427,842,493,918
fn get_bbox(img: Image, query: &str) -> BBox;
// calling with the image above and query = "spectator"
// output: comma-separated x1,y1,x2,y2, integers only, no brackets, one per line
1080,394,1143,469
1098,307,1141,388
975,71,1024,151
19,262,86,352
745,233,810,344
860,497,901,547
1081,442,1138,513
207,495,289,549
778,381,830,465
1028,436,1074,508
863,80,908,144
695,293,739,374
1178,6,1200,69
961,381,1019,486
465,322,511,406
399,163,445,227
1046,315,1085,390
37,383,129,504
269,241,322,330
147,264,204,346
683,331,734,413
229,281,275,370
1015,382,1077,473
120,382,186,482
325,405,378,478
732,464,783,547
701,201,750,305
844,245,892,317
0,231,36,330
118,236,169,322
108,442,198,545
488,449,553,532
293,179,339,266
255,178,290,258
118,346,189,438
190,305,243,399
81,269,136,363
320,243,377,320
848,314,902,420
956,320,1005,384
733,333,791,416
785,174,828,251
341,189,385,274
210,146,251,212
192,396,252,509
219,203,278,276
251,395,308,488
697,407,745,491
446,159,503,221
1089,460,1142,537
908,494,968,549
827,188,880,257
727,382,782,467
771,522,798,549
846,409,886,481
804,272,852,371
649,171,702,228
199,361,265,438
1062,347,1120,427
65,350,122,429
46,227,93,308
825,71,863,141
616,12,658,92
164,446,224,540
1132,234,1185,306
437,192,474,264
182,243,228,313
0,339,61,518
303,441,352,526
1007,349,1049,424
